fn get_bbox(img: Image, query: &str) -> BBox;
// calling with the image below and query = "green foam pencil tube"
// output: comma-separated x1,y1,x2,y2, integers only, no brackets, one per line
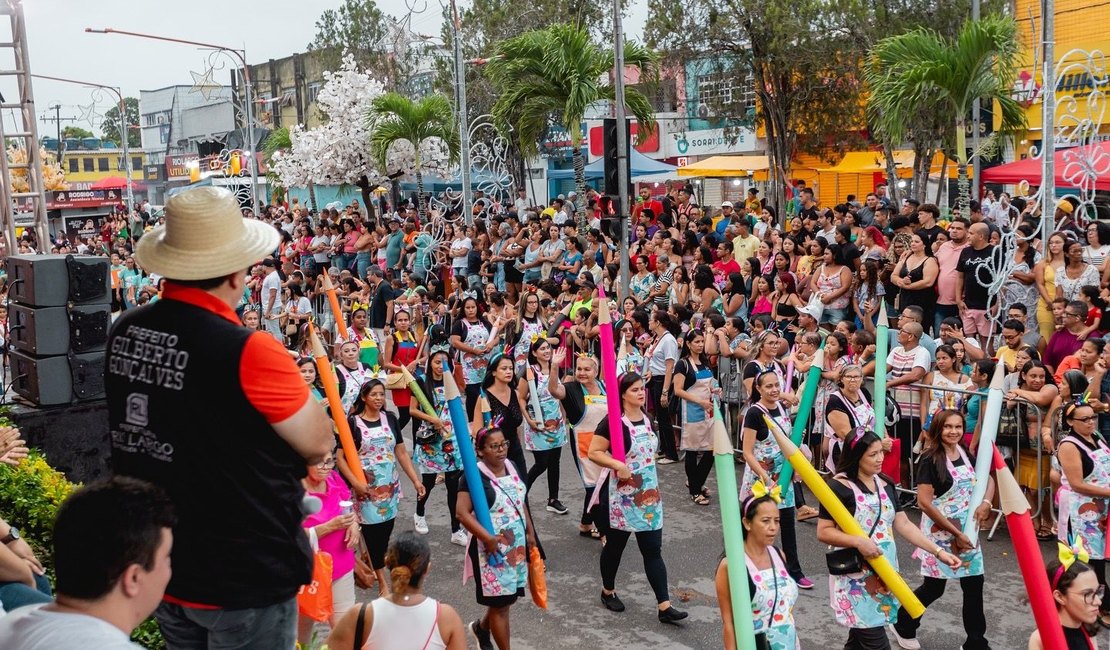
777,347,824,489
872,302,890,439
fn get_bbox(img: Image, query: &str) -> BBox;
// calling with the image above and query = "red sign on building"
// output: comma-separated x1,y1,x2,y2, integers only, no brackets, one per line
47,189,122,210
588,123,661,156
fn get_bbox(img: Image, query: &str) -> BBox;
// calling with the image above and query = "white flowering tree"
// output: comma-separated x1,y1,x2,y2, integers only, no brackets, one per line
269,52,388,212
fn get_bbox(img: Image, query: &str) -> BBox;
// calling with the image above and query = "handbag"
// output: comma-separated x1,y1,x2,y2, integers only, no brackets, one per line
353,532,376,590
297,530,334,622
825,479,883,575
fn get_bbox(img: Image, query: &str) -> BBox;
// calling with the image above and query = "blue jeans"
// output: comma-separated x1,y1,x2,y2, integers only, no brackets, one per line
331,253,351,271
0,573,53,610
155,598,296,650
355,252,373,282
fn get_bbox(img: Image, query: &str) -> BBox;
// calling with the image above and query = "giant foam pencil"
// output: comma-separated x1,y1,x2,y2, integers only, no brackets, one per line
320,271,350,342
308,323,365,485
962,361,1007,546
596,287,626,462
443,359,495,533
526,367,544,424
993,447,1067,649
767,417,925,618
713,403,758,650
401,366,436,419
872,302,890,438
777,347,824,489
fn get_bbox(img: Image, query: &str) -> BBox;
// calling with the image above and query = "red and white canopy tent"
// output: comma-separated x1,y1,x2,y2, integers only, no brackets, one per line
981,141,1110,191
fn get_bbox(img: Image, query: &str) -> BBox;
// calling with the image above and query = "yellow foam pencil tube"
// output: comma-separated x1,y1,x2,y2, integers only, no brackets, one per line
764,416,925,619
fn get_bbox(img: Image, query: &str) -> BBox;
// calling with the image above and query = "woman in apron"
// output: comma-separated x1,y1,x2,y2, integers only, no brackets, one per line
672,329,718,505
893,410,995,650
409,350,467,547
824,365,893,474
715,487,801,650
449,297,495,419
348,307,381,369
457,426,537,650
1028,556,1101,650
511,289,550,375
613,319,645,378
587,372,688,624
297,357,326,407
519,338,570,516
338,380,425,598
1056,399,1110,626
560,352,607,540
817,430,962,649
740,371,812,589
382,307,424,437
335,340,375,414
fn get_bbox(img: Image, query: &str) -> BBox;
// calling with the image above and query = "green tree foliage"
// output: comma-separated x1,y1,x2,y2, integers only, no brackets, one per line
101,97,140,148
866,14,1024,215
309,0,407,87
61,126,94,140
485,24,658,225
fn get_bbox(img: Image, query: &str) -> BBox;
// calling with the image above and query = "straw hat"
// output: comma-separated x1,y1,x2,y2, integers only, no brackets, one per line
134,187,279,280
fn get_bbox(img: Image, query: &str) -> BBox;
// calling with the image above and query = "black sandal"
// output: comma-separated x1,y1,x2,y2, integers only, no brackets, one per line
579,527,601,540
692,494,711,506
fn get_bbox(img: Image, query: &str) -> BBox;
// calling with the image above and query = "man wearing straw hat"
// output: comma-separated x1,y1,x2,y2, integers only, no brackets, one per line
106,186,333,649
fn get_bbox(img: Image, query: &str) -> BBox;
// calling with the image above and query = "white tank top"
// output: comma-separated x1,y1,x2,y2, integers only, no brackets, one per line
365,597,445,650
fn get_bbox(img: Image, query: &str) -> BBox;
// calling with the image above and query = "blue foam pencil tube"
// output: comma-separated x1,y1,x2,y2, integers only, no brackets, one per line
962,361,1006,546
443,360,495,534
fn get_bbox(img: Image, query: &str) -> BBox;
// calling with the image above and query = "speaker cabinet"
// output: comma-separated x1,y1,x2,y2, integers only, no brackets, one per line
10,349,106,406
8,303,111,355
6,254,110,306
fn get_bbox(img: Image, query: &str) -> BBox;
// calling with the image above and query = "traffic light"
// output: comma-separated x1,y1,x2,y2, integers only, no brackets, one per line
602,118,631,198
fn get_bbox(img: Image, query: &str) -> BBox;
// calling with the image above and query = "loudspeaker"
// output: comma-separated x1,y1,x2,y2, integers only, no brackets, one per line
10,349,106,406
6,254,110,306
8,303,111,355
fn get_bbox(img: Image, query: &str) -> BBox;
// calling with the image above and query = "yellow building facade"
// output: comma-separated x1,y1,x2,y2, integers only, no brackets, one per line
54,149,147,186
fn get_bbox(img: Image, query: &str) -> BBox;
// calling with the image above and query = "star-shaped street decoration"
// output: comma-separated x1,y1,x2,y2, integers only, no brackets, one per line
77,102,102,129
189,67,221,101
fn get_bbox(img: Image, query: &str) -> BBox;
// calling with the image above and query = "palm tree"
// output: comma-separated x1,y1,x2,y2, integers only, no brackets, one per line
866,15,1025,216
485,24,659,227
366,93,460,218
261,127,311,209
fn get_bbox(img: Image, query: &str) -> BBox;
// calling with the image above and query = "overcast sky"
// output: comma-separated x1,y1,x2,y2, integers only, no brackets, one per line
16,0,646,145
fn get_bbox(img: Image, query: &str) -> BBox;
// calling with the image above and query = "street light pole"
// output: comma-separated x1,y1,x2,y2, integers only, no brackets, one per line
612,0,630,301
85,28,261,216
1041,0,1055,235
971,0,981,206
33,75,134,213
448,0,473,225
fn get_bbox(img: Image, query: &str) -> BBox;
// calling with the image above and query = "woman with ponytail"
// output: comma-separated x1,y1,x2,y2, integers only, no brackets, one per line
715,484,800,650
1029,556,1101,649
326,531,467,650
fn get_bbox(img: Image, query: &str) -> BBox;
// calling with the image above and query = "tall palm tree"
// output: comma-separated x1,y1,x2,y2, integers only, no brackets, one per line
866,15,1025,216
485,24,659,227
366,93,460,218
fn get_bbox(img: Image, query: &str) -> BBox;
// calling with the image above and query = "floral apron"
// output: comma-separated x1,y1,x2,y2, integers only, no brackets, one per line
413,384,461,474
523,365,569,451
514,318,547,375
459,319,491,386
465,461,529,597
825,391,875,473
913,446,984,578
1058,435,1110,559
389,331,418,409
744,548,801,650
353,415,400,525
616,347,645,377
573,385,607,488
602,417,663,532
739,404,795,509
828,476,899,629
337,363,373,414
680,363,715,451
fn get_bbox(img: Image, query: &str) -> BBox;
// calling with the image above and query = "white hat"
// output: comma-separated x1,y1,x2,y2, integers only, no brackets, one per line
721,201,734,208
797,304,822,319
135,187,279,281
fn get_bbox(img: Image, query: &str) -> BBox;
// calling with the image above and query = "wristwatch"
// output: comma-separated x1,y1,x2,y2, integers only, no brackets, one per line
1,527,20,544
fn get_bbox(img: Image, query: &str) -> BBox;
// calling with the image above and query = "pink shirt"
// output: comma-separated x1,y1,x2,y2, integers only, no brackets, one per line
303,471,356,580
934,240,969,305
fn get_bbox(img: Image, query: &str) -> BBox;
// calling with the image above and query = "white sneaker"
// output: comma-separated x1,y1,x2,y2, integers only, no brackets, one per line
450,529,468,546
888,624,921,650
413,513,429,535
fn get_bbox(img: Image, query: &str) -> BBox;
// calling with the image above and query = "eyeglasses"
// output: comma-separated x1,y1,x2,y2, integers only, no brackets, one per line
486,442,510,451
316,458,336,469
842,375,863,381
1078,585,1106,604
1065,312,1083,318
1071,416,1098,423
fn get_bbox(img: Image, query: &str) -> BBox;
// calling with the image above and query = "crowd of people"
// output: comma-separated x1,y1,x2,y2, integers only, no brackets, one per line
1,179,1109,650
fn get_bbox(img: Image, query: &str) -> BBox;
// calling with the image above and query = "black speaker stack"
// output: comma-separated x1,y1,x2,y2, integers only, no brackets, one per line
6,254,111,406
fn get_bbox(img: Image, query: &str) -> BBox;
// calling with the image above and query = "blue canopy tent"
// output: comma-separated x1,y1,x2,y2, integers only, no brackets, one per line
547,149,678,180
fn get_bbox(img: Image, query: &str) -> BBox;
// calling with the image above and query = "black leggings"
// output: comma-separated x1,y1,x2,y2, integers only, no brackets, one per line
843,626,890,650
416,470,461,532
777,506,805,581
894,575,987,649
684,451,713,496
526,448,562,501
395,408,412,438
360,519,396,570
648,378,678,461
465,383,482,421
599,527,670,604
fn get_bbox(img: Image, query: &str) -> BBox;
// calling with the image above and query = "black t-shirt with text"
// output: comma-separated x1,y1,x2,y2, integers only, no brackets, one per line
956,245,995,310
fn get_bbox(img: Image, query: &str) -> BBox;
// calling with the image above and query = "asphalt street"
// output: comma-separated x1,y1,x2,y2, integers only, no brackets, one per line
357,449,1056,650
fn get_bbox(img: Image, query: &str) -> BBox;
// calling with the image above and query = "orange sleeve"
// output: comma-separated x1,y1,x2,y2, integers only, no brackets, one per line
1054,355,1080,387
240,332,310,423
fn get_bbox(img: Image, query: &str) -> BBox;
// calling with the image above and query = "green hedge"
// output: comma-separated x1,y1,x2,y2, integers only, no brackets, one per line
0,439,163,648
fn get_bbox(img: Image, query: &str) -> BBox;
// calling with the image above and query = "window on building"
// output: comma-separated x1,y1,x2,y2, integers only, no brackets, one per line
132,156,142,170
695,69,756,119
98,158,109,172
307,82,322,104
68,158,78,173
82,158,93,172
